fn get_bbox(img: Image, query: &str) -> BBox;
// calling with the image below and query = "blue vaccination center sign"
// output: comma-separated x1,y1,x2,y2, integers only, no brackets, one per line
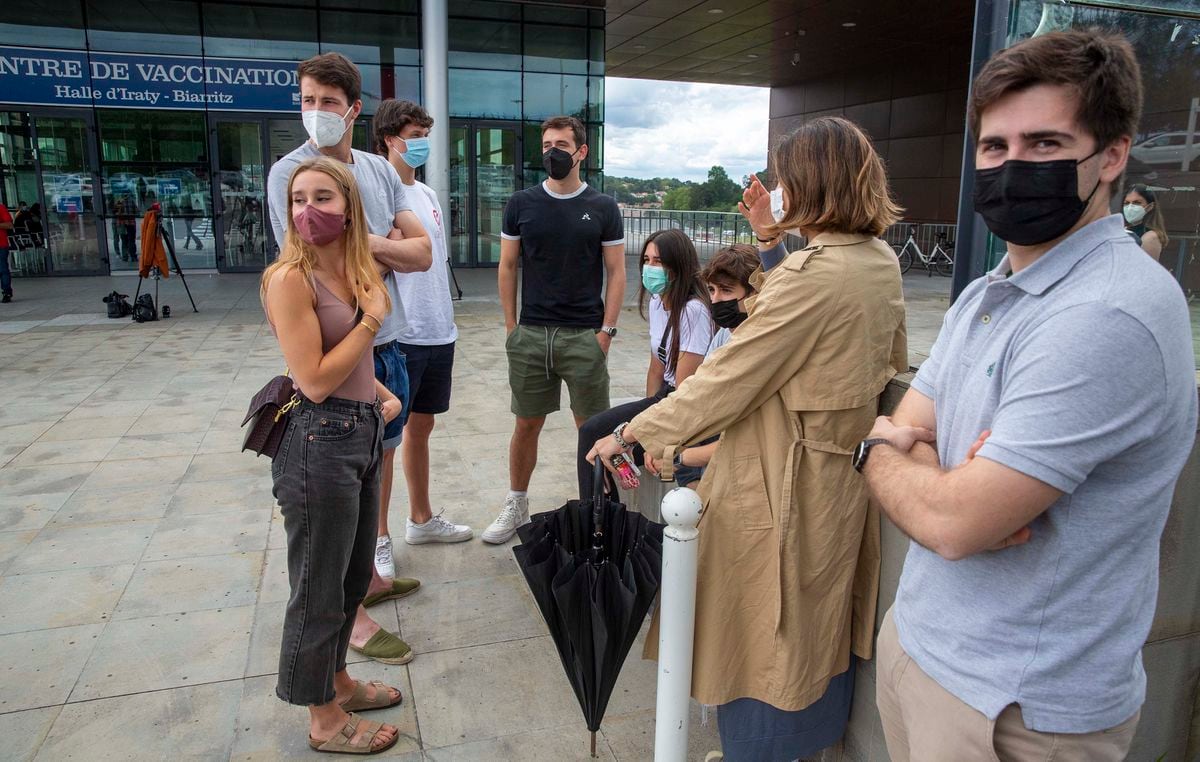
0,46,301,112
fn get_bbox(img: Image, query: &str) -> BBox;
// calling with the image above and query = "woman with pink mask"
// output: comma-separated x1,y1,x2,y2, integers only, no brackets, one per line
261,156,406,755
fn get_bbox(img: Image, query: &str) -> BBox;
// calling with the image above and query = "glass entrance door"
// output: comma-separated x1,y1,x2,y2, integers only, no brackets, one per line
0,110,106,275
449,122,521,267
212,117,269,272
0,112,48,275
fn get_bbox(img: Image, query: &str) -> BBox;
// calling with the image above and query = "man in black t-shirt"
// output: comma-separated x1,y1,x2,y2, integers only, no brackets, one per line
483,116,626,544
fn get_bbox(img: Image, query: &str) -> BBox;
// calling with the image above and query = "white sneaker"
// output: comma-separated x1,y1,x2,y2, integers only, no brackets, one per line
481,494,530,544
374,535,395,579
406,511,474,544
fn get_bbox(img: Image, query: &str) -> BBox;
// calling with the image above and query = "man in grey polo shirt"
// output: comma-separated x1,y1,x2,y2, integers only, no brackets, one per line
857,30,1196,760
267,52,432,667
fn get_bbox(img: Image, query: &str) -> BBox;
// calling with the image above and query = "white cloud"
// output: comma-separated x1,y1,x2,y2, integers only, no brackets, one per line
603,77,769,183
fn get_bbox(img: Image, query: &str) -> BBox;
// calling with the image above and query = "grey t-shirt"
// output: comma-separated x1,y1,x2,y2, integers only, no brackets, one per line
267,142,411,345
896,215,1197,733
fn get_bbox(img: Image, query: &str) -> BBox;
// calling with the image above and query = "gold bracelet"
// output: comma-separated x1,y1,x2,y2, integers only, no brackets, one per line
361,313,382,332
359,320,378,335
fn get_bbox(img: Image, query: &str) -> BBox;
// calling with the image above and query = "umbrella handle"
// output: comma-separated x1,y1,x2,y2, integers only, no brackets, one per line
592,460,607,550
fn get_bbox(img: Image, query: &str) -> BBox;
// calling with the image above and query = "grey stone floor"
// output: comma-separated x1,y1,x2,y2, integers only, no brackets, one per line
0,264,950,761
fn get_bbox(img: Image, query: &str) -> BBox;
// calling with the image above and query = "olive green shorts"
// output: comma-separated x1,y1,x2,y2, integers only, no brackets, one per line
506,325,611,419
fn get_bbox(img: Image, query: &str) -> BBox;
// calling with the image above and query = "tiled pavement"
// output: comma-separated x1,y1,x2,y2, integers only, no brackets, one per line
0,264,952,761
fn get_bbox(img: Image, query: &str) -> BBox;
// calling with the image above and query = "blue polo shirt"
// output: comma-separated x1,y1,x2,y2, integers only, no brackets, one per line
895,214,1197,733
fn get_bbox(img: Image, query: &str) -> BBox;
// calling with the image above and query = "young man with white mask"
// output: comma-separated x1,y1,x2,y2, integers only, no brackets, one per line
858,30,1196,760
267,52,432,667
370,99,472,575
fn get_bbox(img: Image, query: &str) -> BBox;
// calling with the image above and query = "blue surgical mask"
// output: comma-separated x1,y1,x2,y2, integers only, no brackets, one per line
394,137,430,168
642,264,669,295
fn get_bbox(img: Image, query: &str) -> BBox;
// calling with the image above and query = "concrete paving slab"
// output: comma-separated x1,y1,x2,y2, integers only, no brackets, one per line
396,573,547,654
142,511,270,562
0,564,134,635
35,680,241,761
0,706,62,762
406,636,583,749
0,624,105,713
113,551,264,620
0,492,72,533
35,416,135,443
9,437,122,468
71,605,254,702
77,454,193,491
6,520,157,575
48,485,176,527
165,477,275,517
108,431,205,461
0,462,98,498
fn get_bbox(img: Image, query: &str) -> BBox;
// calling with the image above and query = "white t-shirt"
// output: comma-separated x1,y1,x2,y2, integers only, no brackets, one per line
394,181,458,346
648,294,714,387
708,327,732,353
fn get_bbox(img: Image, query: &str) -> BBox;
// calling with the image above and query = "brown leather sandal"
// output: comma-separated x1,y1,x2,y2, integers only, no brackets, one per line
308,713,398,755
338,679,403,713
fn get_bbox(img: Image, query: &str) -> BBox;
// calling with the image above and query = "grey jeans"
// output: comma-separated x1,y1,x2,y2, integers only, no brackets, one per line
272,396,383,706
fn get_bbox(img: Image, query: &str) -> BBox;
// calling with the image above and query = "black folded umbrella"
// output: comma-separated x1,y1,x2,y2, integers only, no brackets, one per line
513,461,665,757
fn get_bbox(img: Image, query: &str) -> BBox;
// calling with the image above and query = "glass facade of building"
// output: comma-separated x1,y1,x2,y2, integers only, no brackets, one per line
0,0,605,274
1004,0,1200,364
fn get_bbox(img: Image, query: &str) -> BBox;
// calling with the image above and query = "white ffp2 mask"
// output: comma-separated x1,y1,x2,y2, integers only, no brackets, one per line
303,106,353,148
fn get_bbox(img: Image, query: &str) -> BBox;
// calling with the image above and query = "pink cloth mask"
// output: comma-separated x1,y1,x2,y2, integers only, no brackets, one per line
292,205,347,246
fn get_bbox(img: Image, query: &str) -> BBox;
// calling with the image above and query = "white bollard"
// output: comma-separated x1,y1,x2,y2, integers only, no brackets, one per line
654,487,703,762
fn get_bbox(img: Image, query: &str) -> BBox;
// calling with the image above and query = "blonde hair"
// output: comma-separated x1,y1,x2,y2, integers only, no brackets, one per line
260,156,389,314
767,116,901,238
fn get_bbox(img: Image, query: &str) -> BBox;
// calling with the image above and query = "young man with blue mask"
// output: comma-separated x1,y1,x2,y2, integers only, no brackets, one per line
858,30,1196,760
371,99,472,575
267,52,433,668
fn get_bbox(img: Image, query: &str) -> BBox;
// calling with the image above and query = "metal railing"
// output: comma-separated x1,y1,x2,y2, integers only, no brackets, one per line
624,207,959,265
621,208,758,261
882,221,958,253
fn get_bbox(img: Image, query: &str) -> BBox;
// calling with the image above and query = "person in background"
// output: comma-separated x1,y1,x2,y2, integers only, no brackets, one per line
0,200,13,302
372,98,472,572
862,31,1195,760
1123,184,1168,261
267,51,432,668
489,115,625,543
261,156,403,754
644,243,762,490
590,116,907,762
575,228,711,499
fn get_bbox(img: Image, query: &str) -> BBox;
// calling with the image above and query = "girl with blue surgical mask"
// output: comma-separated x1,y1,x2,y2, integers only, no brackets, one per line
575,228,713,498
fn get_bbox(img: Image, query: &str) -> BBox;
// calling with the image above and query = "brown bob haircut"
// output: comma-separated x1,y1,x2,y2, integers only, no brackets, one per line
373,99,434,155
968,29,1142,152
768,116,900,238
297,52,361,105
702,244,761,295
541,116,586,150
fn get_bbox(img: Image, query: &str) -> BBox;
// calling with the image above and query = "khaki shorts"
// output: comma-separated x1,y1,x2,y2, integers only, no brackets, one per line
506,325,610,419
876,607,1140,762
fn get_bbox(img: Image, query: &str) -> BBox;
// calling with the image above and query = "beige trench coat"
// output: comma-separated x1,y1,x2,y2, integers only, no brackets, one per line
634,232,907,711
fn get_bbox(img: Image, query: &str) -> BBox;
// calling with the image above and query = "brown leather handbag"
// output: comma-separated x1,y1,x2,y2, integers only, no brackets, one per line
241,373,300,459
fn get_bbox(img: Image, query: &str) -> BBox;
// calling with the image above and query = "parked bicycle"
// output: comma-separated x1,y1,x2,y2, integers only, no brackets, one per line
893,224,955,277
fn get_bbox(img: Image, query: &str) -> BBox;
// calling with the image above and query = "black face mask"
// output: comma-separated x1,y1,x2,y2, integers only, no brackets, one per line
543,147,578,181
972,149,1101,246
710,298,747,329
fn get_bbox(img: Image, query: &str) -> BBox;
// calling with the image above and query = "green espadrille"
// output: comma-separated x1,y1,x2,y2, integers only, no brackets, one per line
349,629,414,665
361,577,421,608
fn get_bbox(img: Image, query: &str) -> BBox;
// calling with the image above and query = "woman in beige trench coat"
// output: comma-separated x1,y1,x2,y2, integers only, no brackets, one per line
589,116,907,756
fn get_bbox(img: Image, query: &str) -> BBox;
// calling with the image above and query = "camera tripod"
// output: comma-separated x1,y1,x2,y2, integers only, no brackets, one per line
133,213,199,317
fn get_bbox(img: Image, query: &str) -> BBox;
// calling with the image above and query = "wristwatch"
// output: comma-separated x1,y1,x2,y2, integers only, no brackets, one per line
598,326,618,337
852,438,892,473
612,422,632,450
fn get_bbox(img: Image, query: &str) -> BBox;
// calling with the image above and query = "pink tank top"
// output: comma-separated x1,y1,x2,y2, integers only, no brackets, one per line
307,277,376,403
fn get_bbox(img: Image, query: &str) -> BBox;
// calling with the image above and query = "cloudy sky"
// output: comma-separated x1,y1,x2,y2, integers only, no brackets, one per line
603,77,769,183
